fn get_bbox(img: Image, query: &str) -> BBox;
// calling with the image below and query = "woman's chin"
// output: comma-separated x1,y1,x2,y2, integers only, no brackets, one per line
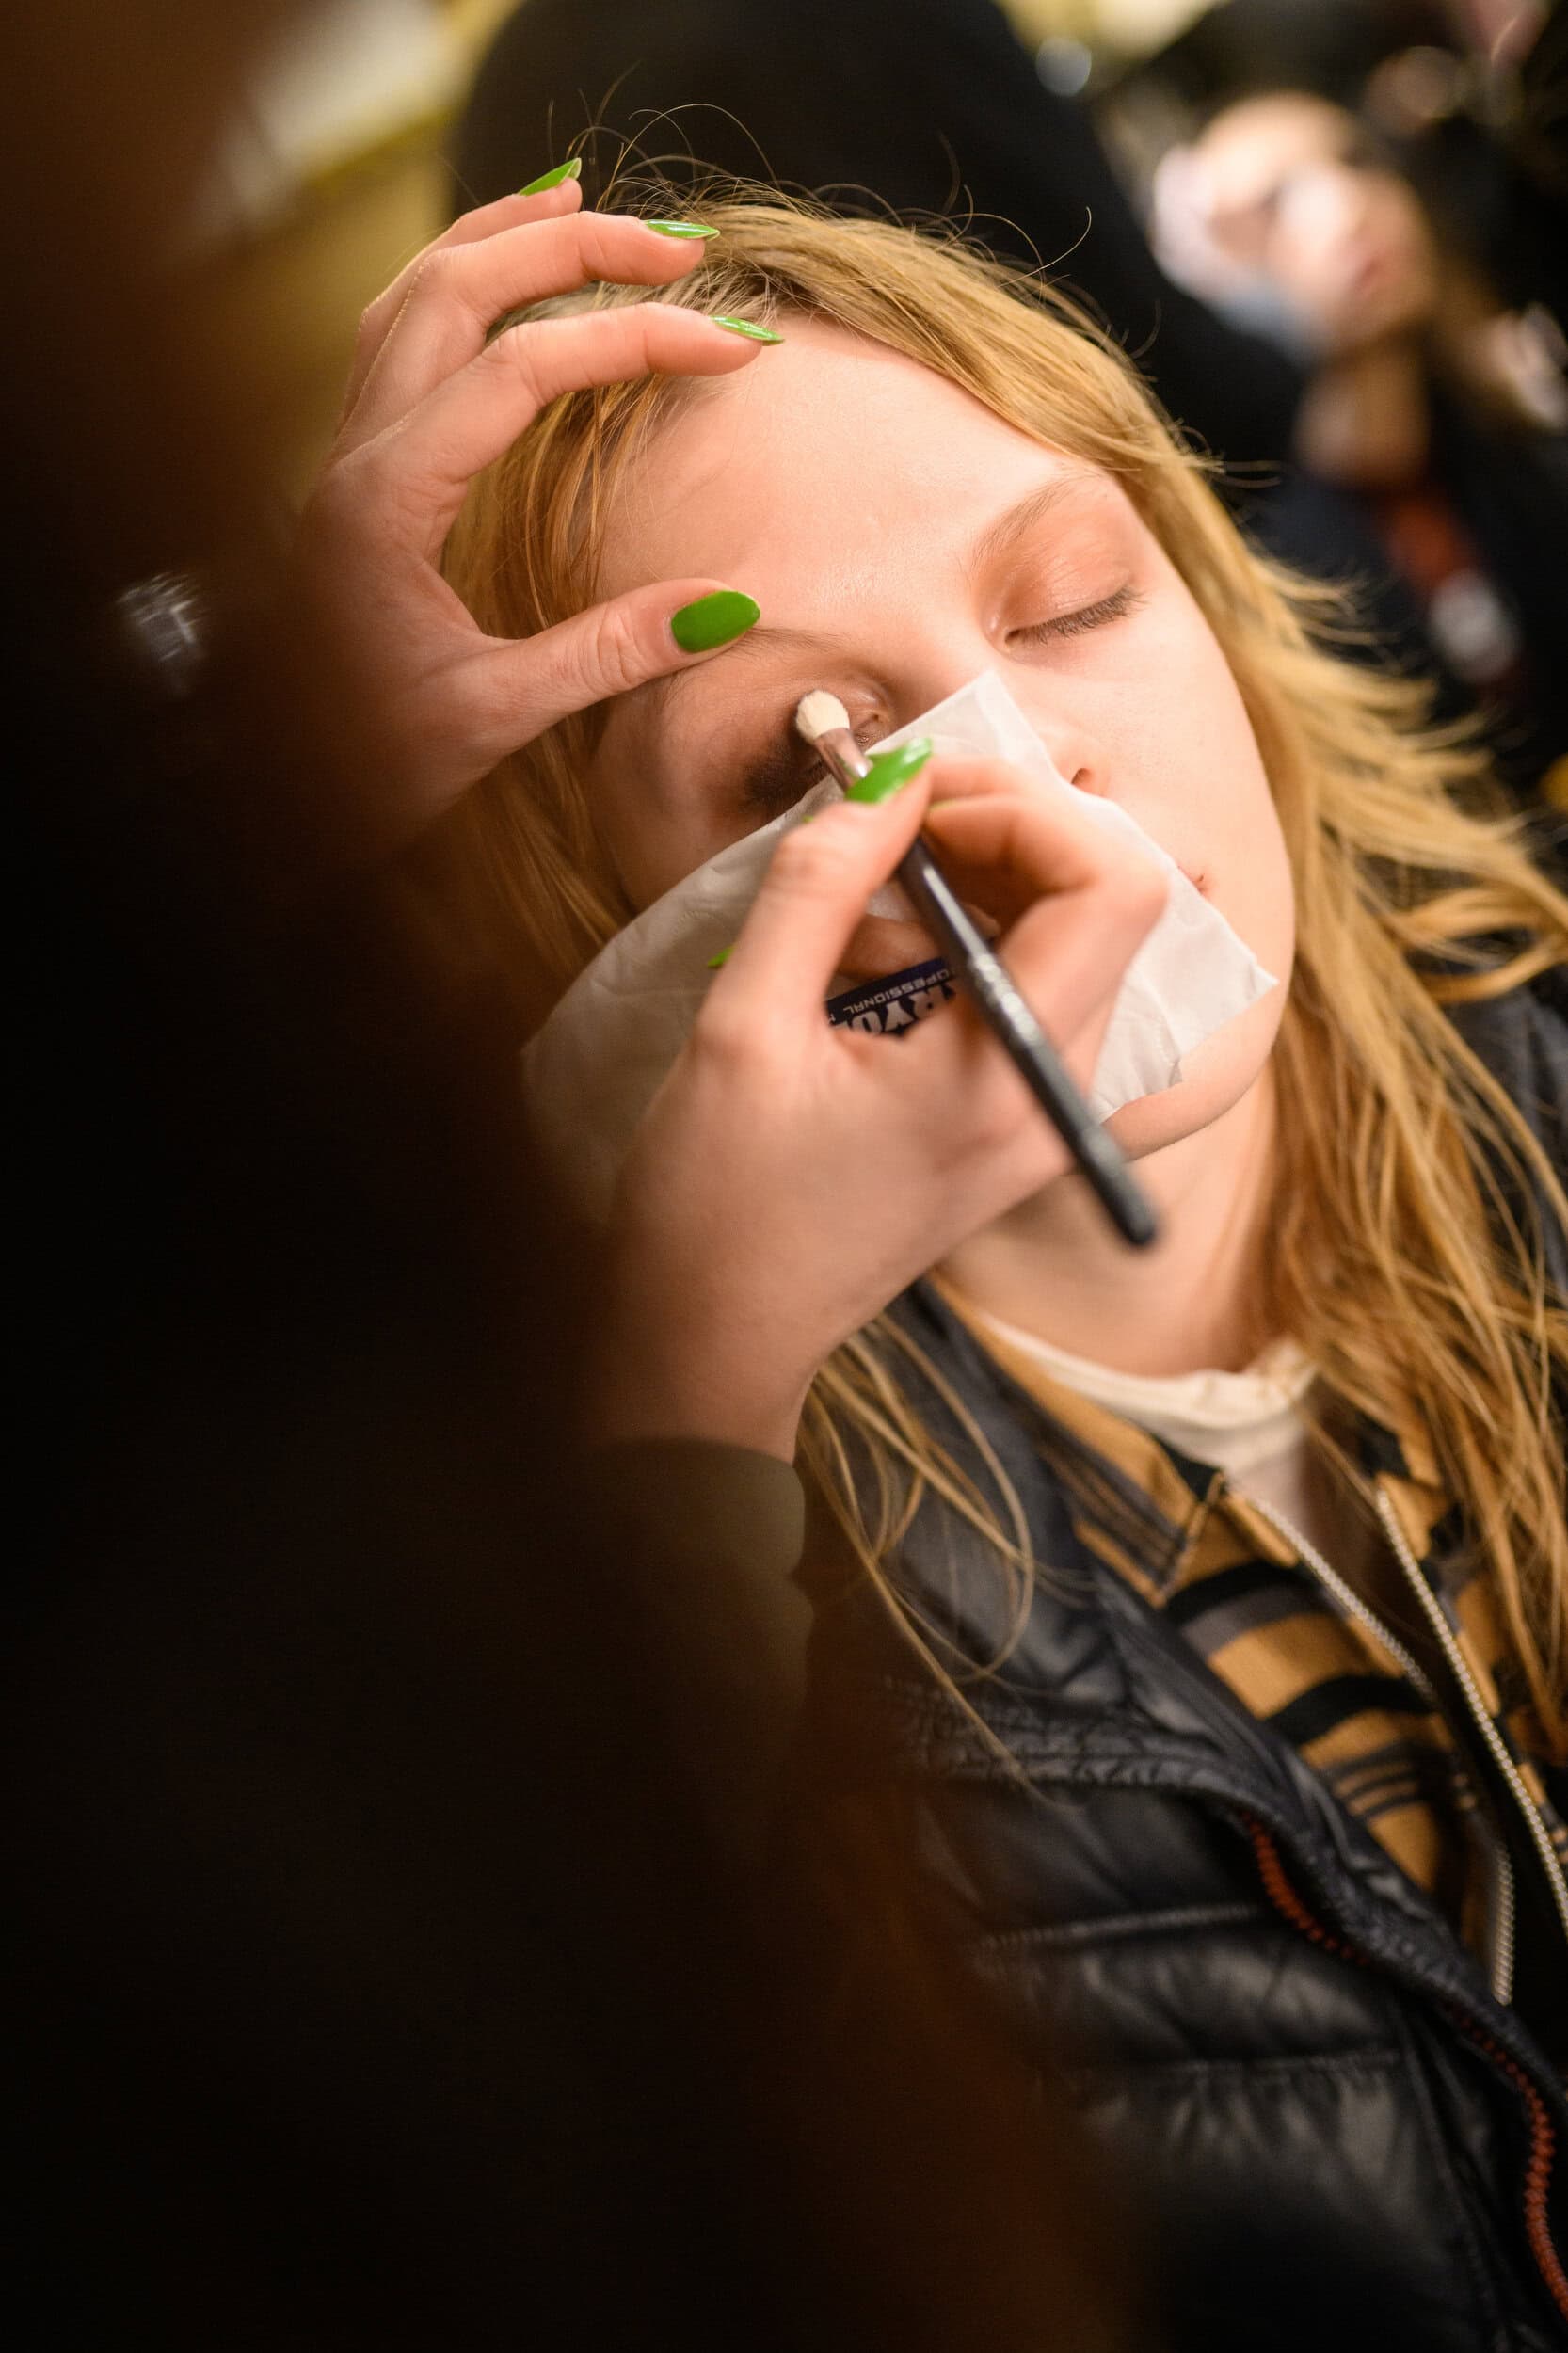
1100,1080,1214,1165
1101,1015,1278,1167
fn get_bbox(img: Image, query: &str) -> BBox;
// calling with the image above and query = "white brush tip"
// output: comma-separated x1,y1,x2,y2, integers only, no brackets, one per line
794,688,850,744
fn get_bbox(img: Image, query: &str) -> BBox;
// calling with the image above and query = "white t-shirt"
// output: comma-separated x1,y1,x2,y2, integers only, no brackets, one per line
959,1305,1373,1579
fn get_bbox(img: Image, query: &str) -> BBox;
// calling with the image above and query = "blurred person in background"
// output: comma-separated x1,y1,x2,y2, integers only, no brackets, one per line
450,0,1308,471
4,6,1138,2350
1134,2,1562,819
1116,3,1565,348
1152,83,1568,808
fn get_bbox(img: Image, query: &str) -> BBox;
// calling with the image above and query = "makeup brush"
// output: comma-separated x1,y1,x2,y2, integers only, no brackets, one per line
794,690,1157,1249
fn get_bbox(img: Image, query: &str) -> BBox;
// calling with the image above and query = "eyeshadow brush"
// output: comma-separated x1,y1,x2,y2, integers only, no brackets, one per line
794,690,1157,1249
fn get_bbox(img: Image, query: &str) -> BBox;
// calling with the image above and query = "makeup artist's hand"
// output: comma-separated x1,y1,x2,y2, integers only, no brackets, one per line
594,757,1167,1462
289,172,771,859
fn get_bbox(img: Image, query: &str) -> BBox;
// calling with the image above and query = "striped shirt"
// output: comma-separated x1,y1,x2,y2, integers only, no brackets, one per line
948,1298,1568,1971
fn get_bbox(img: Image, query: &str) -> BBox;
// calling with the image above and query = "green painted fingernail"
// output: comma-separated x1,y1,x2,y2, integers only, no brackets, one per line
706,945,733,969
845,739,934,805
670,589,760,654
518,158,582,195
711,315,784,344
648,219,720,240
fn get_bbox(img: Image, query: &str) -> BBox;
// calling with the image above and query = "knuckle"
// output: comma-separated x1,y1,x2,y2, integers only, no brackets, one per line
407,245,456,303
578,600,649,699
485,322,543,395
965,1078,1032,1160
691,1000,756,1074
616,299,688,350
574,213,620,267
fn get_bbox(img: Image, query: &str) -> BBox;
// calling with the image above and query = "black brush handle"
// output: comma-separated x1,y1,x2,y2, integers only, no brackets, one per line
896,838,1158,1249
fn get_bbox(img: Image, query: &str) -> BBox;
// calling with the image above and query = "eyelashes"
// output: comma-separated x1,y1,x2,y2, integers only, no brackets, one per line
1007,579,1145,647
736,578,1144,815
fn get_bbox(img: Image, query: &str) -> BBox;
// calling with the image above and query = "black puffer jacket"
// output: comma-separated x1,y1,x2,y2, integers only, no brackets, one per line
799,982,1568,2352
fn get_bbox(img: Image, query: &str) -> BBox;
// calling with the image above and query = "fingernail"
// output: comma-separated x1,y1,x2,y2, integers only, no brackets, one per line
711,315,784,344
670,589,760,654
648,219,720,240
845,739,934,806
706,946,733,969
518,157,582,195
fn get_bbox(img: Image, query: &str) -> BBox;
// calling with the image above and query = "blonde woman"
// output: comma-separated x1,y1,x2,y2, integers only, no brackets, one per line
302,174,1568,2348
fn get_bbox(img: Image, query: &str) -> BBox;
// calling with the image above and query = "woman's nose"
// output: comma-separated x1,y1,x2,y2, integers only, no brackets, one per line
883,652,1112,801
1032,713,1115,801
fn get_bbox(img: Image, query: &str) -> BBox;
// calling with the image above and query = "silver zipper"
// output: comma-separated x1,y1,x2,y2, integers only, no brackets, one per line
1375,1481,1568,1977
1240,1490,1439,1699
1239,1485,1518,2006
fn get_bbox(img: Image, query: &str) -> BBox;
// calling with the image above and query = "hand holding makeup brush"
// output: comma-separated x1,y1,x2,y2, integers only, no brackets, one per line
592,751,1167,1463
796,691,1157,1248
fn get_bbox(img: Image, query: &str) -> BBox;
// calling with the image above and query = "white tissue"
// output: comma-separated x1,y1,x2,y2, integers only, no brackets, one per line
523,669,1275,1221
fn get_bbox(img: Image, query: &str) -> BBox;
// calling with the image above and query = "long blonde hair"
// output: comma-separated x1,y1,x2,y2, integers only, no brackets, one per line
441,190,1568,1746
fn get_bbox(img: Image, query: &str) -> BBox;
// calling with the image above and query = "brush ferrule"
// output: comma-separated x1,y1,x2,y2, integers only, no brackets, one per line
811,727,871,794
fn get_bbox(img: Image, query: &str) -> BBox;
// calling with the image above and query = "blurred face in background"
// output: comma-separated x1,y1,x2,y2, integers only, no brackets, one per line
1189,92,1438,355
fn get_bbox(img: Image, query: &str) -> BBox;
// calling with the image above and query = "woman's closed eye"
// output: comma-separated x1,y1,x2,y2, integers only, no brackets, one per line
1005,578,1145,649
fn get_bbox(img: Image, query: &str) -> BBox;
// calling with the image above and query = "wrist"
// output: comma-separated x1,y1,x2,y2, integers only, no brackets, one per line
587,1326,809,1465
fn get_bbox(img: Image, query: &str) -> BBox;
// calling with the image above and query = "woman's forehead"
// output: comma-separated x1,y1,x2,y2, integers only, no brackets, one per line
593,317,1120,599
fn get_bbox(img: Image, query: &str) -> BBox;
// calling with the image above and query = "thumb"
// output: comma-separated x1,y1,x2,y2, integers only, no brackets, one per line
716,758,937,1023
465,579,760,760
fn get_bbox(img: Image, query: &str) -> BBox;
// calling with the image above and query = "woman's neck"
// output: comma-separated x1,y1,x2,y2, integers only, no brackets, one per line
936,1069,1279,1378
1295,336,1430,489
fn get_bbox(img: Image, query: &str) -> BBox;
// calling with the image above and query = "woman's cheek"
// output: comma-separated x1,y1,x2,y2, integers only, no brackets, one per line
1100,628,1266,860
589,751,733,911
1111,637,1292,979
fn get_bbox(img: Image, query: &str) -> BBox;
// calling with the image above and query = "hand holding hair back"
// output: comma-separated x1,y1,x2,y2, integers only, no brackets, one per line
286,176,774,861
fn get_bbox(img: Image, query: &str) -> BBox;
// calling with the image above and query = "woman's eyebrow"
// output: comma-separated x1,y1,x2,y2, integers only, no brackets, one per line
648,620,839,717
963,473,1110,581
